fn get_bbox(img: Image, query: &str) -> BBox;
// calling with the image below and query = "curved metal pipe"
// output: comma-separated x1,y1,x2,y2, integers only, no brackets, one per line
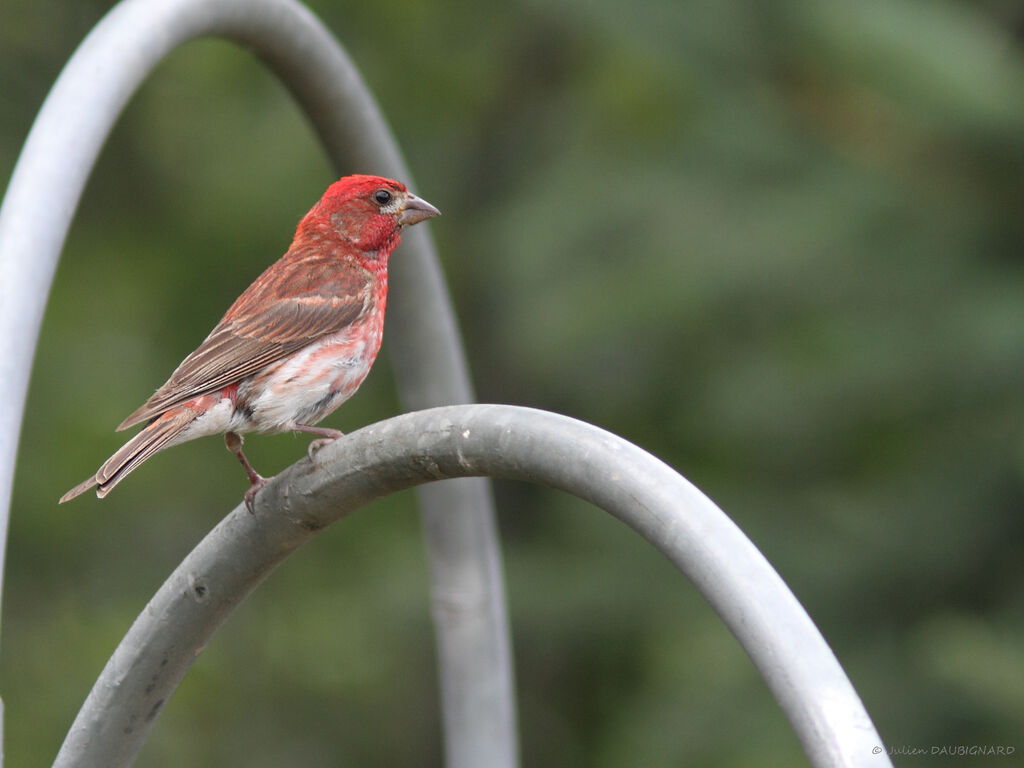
53,404,890,768
0,1,513,766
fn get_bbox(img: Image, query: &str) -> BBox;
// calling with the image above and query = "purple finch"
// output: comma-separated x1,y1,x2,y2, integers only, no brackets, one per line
61,174,439,509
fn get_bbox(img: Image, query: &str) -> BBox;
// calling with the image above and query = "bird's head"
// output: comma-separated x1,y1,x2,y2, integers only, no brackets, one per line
303,174,440,257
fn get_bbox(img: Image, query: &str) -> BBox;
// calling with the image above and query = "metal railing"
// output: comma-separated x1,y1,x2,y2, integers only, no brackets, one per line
0,1,890,766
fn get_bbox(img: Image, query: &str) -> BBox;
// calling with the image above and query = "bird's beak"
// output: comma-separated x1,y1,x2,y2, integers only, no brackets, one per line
399,193,441,227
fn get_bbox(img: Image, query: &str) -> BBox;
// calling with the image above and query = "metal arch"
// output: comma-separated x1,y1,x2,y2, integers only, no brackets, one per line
0,1,514,766
53,404,892,768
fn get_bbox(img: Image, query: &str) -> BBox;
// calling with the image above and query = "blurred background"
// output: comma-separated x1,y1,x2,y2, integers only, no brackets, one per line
3,0,1024,765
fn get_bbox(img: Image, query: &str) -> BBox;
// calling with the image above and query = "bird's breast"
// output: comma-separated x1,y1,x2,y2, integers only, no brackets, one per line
236,308,385,432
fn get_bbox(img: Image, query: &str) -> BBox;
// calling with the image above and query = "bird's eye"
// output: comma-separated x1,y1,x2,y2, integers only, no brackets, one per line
373,189,393,206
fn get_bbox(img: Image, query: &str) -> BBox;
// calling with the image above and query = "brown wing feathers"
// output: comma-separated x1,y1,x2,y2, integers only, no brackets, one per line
117,252,370,430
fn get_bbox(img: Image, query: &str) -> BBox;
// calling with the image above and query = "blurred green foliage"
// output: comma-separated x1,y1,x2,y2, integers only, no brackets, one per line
3,0,1023,765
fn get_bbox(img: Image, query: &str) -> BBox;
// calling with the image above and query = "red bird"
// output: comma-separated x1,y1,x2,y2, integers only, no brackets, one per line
60,174,440,509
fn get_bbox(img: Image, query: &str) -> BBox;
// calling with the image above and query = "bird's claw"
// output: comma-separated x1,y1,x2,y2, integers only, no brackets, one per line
307,434,341,461
243,474,269,514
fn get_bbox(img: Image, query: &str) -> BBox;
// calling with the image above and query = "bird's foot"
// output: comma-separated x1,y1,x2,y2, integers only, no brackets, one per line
293,425,344,461
307,435,342,460
226,431,270,514
243,474,271,514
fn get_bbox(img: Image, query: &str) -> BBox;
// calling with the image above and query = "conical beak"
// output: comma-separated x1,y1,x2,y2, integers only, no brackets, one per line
399,193,441,227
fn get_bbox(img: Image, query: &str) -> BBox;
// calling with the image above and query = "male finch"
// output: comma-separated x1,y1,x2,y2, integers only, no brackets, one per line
60,174,440,509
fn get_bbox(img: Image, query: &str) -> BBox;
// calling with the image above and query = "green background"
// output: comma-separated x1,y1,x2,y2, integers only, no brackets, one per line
3,0,1023,765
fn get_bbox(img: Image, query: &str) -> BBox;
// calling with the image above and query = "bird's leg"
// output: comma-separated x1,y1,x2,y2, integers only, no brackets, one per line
292,424,344,459
225,431,268,513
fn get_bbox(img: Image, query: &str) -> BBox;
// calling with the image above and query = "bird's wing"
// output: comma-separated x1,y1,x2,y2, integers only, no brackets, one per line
117,251,371,430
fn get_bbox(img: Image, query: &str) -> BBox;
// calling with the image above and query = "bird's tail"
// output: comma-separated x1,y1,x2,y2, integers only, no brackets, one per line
59,408,196,503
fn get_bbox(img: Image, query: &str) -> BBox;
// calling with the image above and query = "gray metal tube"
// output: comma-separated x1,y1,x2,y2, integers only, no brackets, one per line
0,1,513,766
53,404,890,768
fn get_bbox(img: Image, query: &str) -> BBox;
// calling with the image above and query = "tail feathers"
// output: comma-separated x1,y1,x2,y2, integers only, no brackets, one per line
59,475,99,504
59,409,195,503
